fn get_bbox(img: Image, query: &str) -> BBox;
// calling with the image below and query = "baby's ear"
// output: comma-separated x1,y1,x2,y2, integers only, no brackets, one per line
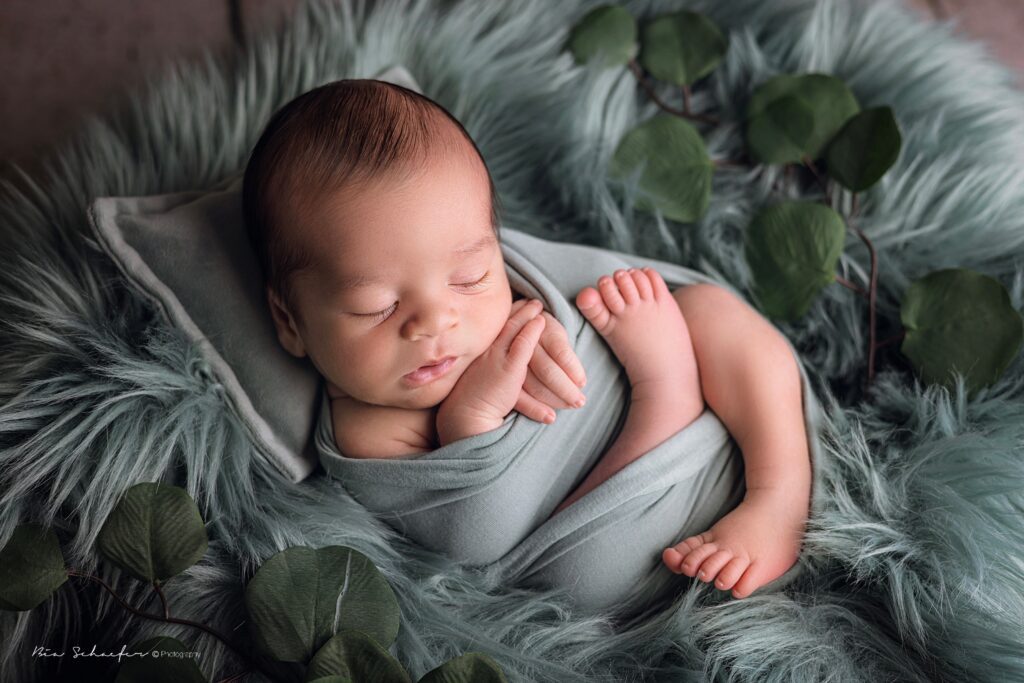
266,286,307,358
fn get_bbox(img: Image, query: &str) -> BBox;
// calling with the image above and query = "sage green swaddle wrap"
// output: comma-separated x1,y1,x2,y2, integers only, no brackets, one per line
316,228,826,615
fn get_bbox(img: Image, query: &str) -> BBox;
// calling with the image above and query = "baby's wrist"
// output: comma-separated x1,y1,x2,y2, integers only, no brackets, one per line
435,401,502,446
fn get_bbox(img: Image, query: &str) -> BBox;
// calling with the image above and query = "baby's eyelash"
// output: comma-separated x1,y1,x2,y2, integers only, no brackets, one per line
356,273,490,323
457,272,490,289
360,302,397,322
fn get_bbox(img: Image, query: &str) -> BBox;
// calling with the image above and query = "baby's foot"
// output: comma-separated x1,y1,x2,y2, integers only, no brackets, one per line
576,268,702,420
663,486,809,599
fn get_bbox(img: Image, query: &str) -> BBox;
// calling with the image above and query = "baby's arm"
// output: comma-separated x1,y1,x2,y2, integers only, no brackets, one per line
332,398,437,459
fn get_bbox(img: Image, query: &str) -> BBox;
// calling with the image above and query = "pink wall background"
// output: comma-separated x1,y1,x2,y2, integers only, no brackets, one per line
0,0,1021,192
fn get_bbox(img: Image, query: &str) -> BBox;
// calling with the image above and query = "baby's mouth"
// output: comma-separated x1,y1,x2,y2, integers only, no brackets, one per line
403,356,457,386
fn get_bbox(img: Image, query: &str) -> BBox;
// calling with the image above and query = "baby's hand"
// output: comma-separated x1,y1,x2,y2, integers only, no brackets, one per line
436,299,546,445
509,298,587,424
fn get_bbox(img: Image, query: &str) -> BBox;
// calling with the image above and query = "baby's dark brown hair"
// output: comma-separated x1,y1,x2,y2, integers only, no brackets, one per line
242,78,501,314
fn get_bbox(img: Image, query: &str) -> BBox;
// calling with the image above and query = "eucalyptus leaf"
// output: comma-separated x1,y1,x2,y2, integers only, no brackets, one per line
114,636,207,683
609,114,712,222
566,4,637,67
305,630,410,683
745,200,846,321
825,106,902,191
746,73,860,162
900,268,1023,395
418,652,509,683
97,482,208,583
638,10,727,86
245,545,400,663
0,524,67,611
744,95,814,165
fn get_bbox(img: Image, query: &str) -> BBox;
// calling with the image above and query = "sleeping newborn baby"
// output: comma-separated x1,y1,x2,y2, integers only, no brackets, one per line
242,78,812,601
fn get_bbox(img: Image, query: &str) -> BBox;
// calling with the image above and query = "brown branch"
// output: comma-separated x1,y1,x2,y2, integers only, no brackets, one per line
835,275,867,297
800,154,832,204
875,330,906,349
847,217,880,386
627,59,719,125
67,569,283,683
216,670,252,683
153,581,169,621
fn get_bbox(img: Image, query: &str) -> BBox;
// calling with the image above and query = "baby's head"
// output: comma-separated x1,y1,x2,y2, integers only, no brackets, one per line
243,79,514,410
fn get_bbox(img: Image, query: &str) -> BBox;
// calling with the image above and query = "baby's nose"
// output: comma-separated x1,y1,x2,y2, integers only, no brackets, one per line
403,306,458,340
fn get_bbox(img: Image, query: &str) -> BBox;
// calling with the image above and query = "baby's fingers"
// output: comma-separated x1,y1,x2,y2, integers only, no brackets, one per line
538,311,587,388
527,345,586,408
516,388,556,424
497,299,544,362
506,315,545,371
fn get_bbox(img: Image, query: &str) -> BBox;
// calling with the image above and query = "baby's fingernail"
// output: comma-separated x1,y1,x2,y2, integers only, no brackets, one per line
544,411,556,423
574,396,586,407
577,377,587,387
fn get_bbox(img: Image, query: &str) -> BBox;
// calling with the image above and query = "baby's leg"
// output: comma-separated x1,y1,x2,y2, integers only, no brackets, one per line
551,268,705,513
662,283,811,600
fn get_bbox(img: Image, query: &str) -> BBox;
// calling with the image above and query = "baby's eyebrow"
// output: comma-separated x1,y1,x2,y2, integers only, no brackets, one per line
453,234,497,256
333,233,496,291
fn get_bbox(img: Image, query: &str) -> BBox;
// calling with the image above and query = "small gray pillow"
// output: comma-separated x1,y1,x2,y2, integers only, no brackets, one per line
87,65,423,482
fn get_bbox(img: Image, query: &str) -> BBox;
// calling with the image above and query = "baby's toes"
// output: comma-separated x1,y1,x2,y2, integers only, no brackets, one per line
695,549,733,584
576,287,611,331
664,535,703,573
598,275,626,314
731,561,770,599
643,267,673,301
613,269,639,303
629,268,653,299
713,556,750,592
681,541,719,577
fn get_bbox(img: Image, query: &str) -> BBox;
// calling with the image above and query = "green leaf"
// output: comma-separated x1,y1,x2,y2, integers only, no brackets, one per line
418,653,509,683
245,545,400,663
97,482,208,583
900,268,1023,395
0,524,67,611
825,106,902,192
114,636,207,683
746,73,860,162
305,631,410,683
638,10,727,86
744,95,815,165
566,4,638,67
745,200,846,321
609,114,712,222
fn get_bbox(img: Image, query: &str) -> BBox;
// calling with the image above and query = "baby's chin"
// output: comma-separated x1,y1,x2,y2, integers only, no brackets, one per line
394,372,463,410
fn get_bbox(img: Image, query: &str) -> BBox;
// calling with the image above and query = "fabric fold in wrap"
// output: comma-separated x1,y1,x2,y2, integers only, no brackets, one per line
315,228,826,615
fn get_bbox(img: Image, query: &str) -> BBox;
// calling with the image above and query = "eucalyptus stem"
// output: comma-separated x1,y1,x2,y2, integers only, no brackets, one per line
835,275,867,297
627,58,719,125
801,155,832,204
66,569,283,683
217,670,252,683
153,580,169,620
846,209,880,386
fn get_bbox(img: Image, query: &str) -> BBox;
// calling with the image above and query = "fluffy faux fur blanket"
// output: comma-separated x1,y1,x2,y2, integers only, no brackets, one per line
2,0,1024,681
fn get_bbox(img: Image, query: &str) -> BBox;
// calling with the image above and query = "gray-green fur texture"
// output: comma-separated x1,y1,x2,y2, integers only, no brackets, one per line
2,0,1024,681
